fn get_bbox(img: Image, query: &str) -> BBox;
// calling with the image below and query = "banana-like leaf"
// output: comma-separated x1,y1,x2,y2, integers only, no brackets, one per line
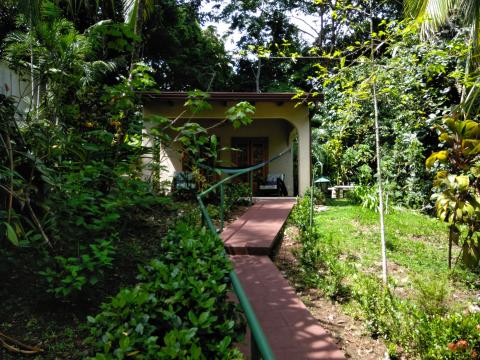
459,120,480,138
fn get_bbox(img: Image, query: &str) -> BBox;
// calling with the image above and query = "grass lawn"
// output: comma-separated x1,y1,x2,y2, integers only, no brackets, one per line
313,199,478,307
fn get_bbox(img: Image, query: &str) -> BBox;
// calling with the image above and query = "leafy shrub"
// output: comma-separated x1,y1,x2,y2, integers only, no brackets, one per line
303,187,326,206
294,229,351,301
224,183,251,211
351,275,404,339
350,274,480,359
291,192,351,300
290,193,311,233
39,160,163,298
348,184,392,213
412,273,450,316
413,312,480,359
40,238,115,298
87,224,245,359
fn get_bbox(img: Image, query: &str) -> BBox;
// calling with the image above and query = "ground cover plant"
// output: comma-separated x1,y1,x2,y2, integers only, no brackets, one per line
287,197,480,359
87,224,245,360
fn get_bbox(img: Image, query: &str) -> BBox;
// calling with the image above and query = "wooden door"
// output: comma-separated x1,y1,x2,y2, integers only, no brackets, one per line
231,137,268,192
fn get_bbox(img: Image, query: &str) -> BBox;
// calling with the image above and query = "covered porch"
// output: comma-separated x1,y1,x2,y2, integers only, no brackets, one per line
142,92,311,196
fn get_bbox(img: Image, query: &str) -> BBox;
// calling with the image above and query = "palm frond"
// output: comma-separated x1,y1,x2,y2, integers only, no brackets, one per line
405,0,429,19
80,60,117,86
125,0,154,28
459,0,480,53
17,0,41,25
404,0,456,38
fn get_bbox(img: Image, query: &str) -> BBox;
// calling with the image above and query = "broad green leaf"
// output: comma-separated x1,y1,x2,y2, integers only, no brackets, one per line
5,222,19,246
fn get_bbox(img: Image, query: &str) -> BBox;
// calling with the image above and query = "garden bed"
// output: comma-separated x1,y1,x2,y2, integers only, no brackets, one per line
0,197,249,359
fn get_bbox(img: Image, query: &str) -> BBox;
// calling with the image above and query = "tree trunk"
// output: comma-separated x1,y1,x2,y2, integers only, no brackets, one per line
370,0,388,284
448,225,453,269
255,57,261,93
130,0,145,69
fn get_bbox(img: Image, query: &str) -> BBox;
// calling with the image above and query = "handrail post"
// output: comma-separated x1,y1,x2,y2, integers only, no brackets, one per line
220,183,224,232
249,171,253,205
251,332,261,360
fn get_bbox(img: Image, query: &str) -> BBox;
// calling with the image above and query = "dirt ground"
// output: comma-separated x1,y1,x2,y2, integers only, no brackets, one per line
274,224,389,360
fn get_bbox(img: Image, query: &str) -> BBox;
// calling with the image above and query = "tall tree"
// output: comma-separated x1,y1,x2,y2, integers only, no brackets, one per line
142,0,232,90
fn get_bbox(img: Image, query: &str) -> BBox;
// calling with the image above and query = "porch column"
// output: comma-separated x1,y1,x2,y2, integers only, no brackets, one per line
288,112,310,196
297,123,310,196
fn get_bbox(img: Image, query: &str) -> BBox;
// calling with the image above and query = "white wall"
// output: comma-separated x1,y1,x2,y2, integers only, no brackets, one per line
145,118,296,195
0,62,33,114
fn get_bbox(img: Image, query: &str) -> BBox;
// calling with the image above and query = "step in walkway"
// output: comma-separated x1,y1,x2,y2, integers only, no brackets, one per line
221,199,296,255
221,199,345,359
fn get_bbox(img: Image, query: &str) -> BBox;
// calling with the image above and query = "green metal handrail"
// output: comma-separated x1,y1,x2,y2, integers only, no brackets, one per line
197,147,291,360
198,146,291,232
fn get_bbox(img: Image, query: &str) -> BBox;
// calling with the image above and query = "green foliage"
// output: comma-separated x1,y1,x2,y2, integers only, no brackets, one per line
290,193,311,233
297,230,351,301
412,273,450,316
351,275,480,359
225,102,255,128
40,239,115,297
312,21,468,209
38,160,162,297
303,187,326,206
0,5,163,299
87,224,245,359
290,193,350,300
202,183,251,229
429,117,480,268
142,1,233,91
414,312,480,359
351,276,404,339
348,184,393,213
292,201,480,359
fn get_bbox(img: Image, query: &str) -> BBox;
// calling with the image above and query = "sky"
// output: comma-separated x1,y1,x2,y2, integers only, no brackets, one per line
201,2,319,55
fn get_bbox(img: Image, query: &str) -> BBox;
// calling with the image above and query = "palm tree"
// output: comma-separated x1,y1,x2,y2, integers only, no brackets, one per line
405,0,479,46
405,0,480,116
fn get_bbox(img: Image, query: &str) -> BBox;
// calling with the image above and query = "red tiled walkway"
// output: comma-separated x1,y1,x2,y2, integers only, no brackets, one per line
221,199,296,255
232,256,345,360
221,199,345,359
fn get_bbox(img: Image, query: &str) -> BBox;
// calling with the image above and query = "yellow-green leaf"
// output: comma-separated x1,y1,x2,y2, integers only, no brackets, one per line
456,175,469,190
5,222,19,246
426,150,448,168
438,133,450,142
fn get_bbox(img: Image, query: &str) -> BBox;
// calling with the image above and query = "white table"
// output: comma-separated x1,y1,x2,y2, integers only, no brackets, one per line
327,185,355,199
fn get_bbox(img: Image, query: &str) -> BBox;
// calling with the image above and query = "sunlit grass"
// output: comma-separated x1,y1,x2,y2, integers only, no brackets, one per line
314,200,464,282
